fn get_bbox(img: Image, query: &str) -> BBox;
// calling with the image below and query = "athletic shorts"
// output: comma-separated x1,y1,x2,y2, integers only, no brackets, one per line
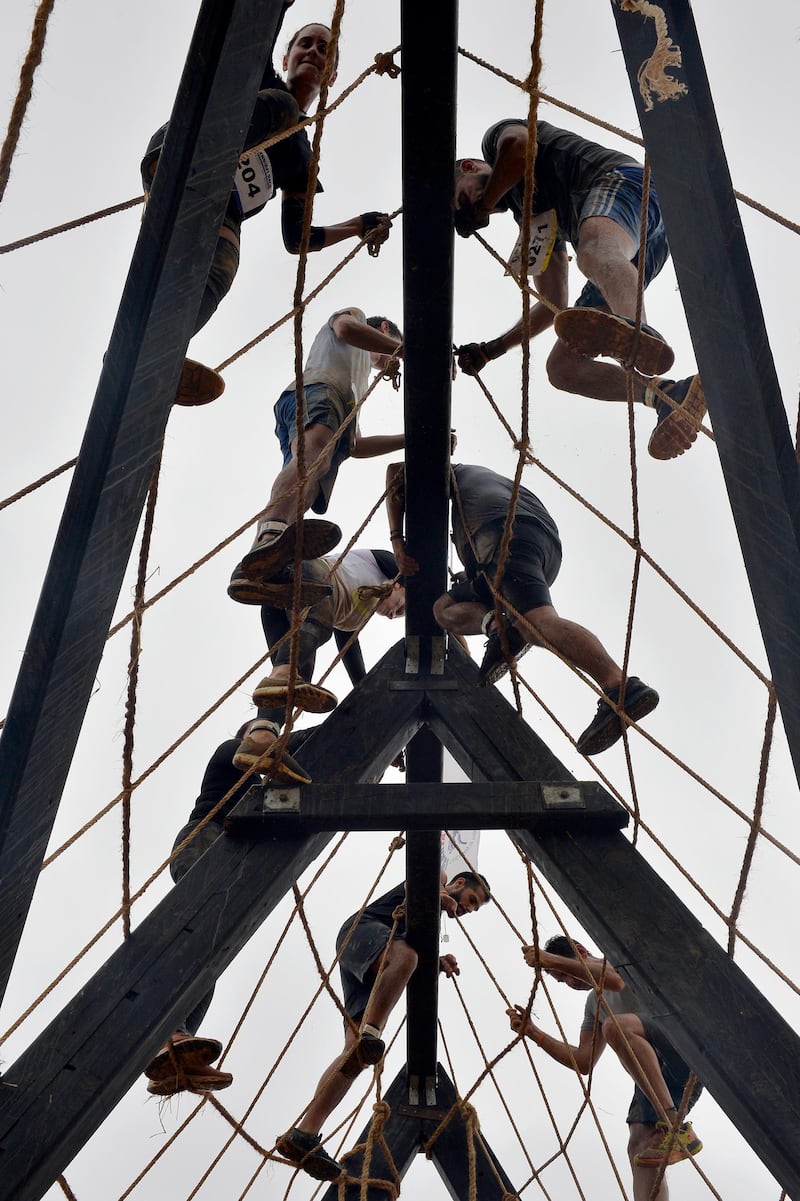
574,165,669,310
273,382,351,514
194,223,240,333
449,518,562,615
336,915,405,1021
626,1018,703,1125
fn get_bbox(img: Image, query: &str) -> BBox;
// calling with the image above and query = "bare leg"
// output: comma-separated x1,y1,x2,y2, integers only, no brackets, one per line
264,423,339,525
546,335,652,404
297,940,418,1135
629,1123,669,1201
433,594,487,635
522,605,622,691
574,216,642,319
603,1015,677,1117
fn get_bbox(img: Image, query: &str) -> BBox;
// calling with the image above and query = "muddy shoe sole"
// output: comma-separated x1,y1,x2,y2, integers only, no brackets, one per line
228,570,332,608
241,519,342,580
251,677,338,714
554,307,675,376
174,359,225,407
648,377,706,460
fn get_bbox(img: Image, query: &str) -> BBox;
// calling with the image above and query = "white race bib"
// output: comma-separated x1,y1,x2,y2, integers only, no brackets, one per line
233,149,275,217
505,208,557,279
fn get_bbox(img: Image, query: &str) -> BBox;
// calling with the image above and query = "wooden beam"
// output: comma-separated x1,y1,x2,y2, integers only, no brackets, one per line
0,0,287,1009
400,0,457,650
404,730,445,1093
612,0,800,787
226,779,627,832
322,1063,518,1200
0,645,423,1201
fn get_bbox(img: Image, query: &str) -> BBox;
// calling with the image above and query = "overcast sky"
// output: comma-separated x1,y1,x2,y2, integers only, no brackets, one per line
1,1,799,1199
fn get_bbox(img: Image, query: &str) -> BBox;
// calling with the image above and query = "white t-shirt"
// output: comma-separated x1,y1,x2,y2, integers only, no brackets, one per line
323,549,389,631
285,307,372,407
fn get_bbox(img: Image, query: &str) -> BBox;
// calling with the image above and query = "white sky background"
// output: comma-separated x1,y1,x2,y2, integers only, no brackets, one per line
1,1,799,1198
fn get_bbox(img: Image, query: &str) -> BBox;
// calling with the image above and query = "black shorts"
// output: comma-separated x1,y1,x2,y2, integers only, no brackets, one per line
336,916,405,1021
450,518,562,615
626,1019,703,1125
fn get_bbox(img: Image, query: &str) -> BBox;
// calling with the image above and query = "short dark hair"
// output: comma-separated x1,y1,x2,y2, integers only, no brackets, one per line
367,315,401,340
448,870,491,900
544,934,580,958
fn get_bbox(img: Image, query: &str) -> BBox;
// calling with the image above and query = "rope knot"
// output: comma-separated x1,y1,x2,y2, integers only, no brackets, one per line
374,51,400,78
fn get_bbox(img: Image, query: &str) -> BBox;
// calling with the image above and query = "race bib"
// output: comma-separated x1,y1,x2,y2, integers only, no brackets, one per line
505,209,557,280
233,149,275,218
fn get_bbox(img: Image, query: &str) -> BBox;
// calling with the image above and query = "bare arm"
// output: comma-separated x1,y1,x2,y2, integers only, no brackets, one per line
281,197,392,254
481,123,529,211
385,462,419,575
331,312,402,355
522,945,626,992
351,433,405,459
506,1005,604,1074
456,248,569,375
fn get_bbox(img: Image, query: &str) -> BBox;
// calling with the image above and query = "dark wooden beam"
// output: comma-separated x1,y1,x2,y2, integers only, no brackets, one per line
427,645,800,1196
226,779,627,832
0,0,287,1009
400,0,457,651
404,730,445,1094
322,1063,518,1200
0,645,423,1201
612,0,800,787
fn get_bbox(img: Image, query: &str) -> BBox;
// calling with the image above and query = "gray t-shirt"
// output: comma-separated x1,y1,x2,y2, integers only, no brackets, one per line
285,307,372,409
581,983,642,1031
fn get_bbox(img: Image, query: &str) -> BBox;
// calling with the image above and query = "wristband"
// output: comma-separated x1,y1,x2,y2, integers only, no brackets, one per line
390,530,403,540
482,337,506,361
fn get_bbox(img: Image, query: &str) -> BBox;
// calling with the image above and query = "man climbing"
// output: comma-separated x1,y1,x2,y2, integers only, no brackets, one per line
507,936,703,1199
387,460,659,756
228,307,404,603
276,870,491,1180
143,720,311,1097
453,118,705,460
141,5,392,407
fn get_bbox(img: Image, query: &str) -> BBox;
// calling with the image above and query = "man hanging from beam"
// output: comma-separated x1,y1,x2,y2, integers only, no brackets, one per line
141,2,392,407
387,461,659,756
275,870,491,1180
453,119,705,461
228,307,404,604
508,935,703,1198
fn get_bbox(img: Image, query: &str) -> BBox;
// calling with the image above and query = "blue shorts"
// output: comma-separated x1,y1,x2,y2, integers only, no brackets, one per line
273,382,351,514
575,165,669,310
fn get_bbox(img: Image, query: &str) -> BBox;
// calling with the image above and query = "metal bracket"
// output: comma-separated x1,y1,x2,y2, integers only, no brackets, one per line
262,786,301,813
541,783,584,809
405,635,420,675
407,1074,438,1107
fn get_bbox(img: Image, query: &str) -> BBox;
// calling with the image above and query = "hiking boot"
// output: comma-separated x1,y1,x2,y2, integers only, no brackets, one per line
634,1120,703,1166
144,1035,222,1084
478,623,531,686
227,568,332,608
276,1127,342,1181
647,376,706,460
240,518,341,581
147,1061,233,1096
554,307,675,376
174,359,225,407
338,1032,386,1080
252,675,338,714
576,677,659,755
232,719,312,782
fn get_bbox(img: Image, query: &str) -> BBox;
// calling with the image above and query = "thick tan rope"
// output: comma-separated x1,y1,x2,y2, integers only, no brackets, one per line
0,0,57,202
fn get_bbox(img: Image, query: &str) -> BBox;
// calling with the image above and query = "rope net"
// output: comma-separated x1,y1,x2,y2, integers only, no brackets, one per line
0,1,798,1200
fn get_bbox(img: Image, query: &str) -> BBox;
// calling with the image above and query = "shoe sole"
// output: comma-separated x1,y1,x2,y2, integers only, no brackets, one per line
554,308,675,376
240,519,341,580
227,574,332,608
634,1138,703,1166
174,359,225,407
231,744,311,783
275,1136,342,1182
480,638,532,687
648,378,707,460
578,686,660,756
251,681,338,714
147,1068,233,1096
145,1036,223,1081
